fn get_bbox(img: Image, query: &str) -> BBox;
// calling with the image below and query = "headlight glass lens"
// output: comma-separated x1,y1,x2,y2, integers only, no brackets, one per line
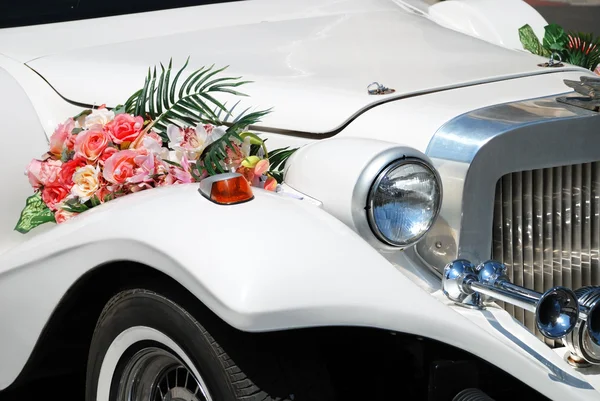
368,159,441,247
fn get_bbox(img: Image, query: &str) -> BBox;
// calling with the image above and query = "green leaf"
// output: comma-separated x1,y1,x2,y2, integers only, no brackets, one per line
170,56,190,104
162,159,182,168
124,89,142,115
137,68,152,117
61,148,74,162
14,192,56,234
564,31,600,70
72,109,92,120
200,131,243,176
122,58,270,136
149,67,158,118
519,24,549,57
240,131,267,156
62,199,89,213
543,23,568,53
190,163,205,181
71,128,84,135
267,147,297,181
112,104,126,115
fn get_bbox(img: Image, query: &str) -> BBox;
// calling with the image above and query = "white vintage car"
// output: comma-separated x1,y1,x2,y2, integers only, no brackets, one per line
1,0,600,400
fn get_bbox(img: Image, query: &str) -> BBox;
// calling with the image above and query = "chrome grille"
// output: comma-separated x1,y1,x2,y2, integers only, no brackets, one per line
492,163,600,344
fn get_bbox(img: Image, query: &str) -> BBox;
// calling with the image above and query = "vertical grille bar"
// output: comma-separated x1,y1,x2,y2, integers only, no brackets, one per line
501,175,514,317
492,162,600,344
522,170,534,332
592,164,600,284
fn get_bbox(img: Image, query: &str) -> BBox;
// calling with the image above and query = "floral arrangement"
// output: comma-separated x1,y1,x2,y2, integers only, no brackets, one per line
519,23,600,74
15,59,295,234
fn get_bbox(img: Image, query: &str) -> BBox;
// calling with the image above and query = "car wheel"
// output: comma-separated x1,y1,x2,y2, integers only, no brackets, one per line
85,288,335,401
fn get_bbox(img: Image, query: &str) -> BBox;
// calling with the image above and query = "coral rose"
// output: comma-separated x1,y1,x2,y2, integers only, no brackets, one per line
42,182,70,211
49,118,75,156
27,159,62,189
74,129,108,161
55,209,78,224
71,165,101,202
59,158,87,187
103,150,138,184
99,147,118,165
106,114,144,146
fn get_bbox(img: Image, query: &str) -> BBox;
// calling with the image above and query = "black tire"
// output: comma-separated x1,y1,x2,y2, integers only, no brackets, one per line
85,288,336,401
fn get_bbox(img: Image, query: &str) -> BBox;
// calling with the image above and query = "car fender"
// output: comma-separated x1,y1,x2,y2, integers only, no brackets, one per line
428,0,548,50
0,184,599,400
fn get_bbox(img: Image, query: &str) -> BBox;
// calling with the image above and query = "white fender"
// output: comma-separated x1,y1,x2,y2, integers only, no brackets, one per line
428,0,548,51
0,184,598,400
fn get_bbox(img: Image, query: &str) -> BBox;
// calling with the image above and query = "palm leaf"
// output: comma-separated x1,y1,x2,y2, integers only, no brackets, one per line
267,147,297,183
123,58,269,137
200,131,243,175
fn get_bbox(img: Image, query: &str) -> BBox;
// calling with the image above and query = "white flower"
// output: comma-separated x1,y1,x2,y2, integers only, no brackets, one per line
83,108,115,129
241,136,251,158
142,136,169,159
71,165,100,202
167,123,212,161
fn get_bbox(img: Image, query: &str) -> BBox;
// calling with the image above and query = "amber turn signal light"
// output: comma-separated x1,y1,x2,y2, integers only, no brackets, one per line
198,173,254,205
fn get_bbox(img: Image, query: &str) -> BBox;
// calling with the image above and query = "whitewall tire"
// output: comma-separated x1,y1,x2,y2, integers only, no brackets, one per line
85,288,335,401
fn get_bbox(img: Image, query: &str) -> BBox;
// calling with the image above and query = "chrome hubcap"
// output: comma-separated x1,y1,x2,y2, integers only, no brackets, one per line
116,347,211,401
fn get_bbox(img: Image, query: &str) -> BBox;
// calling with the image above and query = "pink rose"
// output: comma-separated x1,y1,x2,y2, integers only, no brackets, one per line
59,158,87,188
106,114,144,145
103,150,138,184
74,129,108,161
55,209,78,224
595,65,600,76
41,182,70,211
99,147,118,165
27,159,62,189
49,118,75,156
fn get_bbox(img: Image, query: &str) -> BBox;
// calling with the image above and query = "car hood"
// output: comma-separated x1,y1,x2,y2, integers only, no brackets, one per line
20,0,572,134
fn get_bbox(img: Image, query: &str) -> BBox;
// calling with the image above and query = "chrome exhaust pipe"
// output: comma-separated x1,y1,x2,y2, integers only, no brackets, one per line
443,260,579,339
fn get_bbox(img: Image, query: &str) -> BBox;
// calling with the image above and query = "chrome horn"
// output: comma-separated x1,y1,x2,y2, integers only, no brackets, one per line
443,260,579,339
443,259,600,366
564,286,600,366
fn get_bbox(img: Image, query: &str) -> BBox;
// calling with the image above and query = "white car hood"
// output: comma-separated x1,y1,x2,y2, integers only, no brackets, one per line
18,0,566,134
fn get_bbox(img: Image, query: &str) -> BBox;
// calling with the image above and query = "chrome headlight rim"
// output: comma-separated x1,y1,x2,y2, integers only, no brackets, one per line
366,157,442,248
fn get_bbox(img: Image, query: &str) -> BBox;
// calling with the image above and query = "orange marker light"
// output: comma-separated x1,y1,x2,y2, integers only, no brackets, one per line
198,173,254,205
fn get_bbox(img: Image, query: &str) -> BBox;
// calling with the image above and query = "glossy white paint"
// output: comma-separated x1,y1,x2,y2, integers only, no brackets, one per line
428,0,548,50
0,184,599,400
21,0,580,135
284,137,436,250
0,66,58,254
0,1,598,400
334,69,594,153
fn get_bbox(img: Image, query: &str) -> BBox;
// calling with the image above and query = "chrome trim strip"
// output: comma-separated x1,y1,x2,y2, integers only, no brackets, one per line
424,94,600,268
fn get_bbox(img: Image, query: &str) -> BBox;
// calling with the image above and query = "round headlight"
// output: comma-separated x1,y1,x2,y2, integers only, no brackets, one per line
367,159,441,247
